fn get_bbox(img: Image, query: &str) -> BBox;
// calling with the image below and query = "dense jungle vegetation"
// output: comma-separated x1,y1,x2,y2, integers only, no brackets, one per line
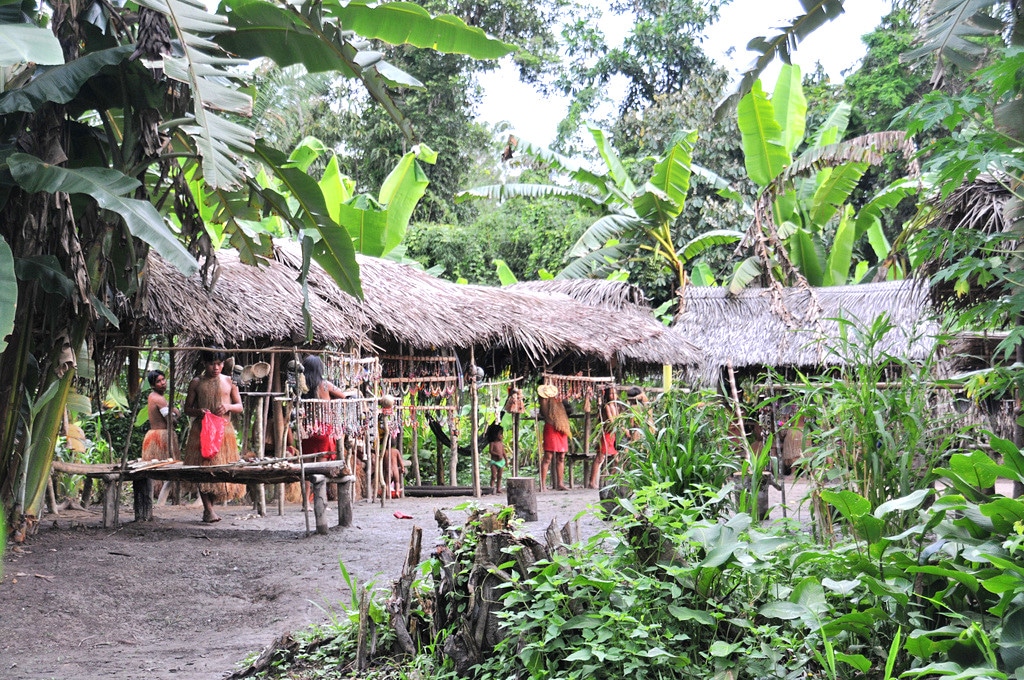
5,0,1024,677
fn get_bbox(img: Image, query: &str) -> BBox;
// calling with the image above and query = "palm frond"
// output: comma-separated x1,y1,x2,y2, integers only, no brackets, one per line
713,0,846,122
902,0,1003,83
781,131,916,184
455,183,603,210
139,0,253,190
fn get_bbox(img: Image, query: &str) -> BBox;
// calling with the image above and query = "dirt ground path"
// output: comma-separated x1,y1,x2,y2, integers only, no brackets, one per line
0,485,610,680
0,477,817,680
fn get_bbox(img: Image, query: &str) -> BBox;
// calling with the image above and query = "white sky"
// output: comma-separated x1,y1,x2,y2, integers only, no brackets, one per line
477,0,892,147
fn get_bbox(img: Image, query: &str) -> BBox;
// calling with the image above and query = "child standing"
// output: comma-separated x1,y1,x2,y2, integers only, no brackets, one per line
485,421,506,492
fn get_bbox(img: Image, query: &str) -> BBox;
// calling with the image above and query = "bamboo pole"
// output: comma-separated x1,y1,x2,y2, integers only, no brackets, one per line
292,349,310,537
470,348,481,498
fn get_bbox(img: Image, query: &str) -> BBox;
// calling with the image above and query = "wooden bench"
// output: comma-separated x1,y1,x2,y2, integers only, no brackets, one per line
51,459,355,535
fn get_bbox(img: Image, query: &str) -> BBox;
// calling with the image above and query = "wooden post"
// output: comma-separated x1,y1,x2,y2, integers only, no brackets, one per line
254,393,267,517
449,401,458,488
506,477,537,521
102,474,120,529
364,429,373,502
293,350,310,536
470,348,481,498
356,587,371,672
581,408,592,490
411,417,421,487
133,478,153,522
337,476,353,528
380,415,389,506
727,362,751,463
512,411,521,477
435,426,444,485
312,475,328,535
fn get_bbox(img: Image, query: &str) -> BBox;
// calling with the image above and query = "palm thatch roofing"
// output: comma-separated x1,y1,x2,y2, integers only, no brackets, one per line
135,245,701,371
509,279,650,311
673,280,941,385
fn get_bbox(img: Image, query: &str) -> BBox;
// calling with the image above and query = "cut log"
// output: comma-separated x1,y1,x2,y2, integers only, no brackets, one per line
403,485,494,498
505,477,537,521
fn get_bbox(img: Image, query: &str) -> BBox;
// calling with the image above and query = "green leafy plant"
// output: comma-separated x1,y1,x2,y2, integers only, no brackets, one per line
785,314,956,538
620,389,739,513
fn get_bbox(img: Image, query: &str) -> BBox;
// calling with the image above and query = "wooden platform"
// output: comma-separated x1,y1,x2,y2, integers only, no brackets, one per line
51,458,355,534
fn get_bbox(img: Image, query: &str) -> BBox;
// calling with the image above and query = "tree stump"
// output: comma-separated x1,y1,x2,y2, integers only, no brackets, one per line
102,474,121,529
506,476,537,521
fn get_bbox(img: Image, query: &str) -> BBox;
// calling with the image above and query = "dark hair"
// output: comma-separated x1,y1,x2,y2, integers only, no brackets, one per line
147,370,165,387
302,355,324,398
625,386,644,398
485,422,503,443
200,349,227,363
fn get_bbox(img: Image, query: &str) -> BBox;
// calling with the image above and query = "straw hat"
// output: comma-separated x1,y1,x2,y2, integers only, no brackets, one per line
537,384,558,399
251,361,271,379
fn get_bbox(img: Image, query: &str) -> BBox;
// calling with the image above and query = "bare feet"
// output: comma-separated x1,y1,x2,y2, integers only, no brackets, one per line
556,485,568,492
202,513,221,523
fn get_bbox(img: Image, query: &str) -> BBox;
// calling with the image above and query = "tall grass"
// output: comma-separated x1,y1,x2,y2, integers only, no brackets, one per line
787,314,957,536
620,390,740,511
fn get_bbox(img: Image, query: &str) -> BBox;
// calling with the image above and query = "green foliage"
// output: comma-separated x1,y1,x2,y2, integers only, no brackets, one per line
404,197,590,283
785,315,957,537
619,389,739,510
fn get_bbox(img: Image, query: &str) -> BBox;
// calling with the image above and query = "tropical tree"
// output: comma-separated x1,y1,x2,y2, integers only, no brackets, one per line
726,63,920,293
0,0,514,537
459,126,745,306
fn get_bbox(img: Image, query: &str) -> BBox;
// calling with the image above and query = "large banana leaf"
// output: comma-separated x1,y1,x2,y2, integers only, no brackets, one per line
0,237,14,354
713,0,846,121
854,178,918,239
738,81,790,187
138,0,253,190
456,183,604,211
635,130,697,223
809,161,868,226
691,163,749,207
567,213,641,259
338,199,388,257
680,229,744,263
589,126,636,196
327,0,515,59
0,46,132,115
14,256,75,299
772,64,807,155
320,156,357,224
379,146,433,255
252,141,361,297
806,102,851,150
728,256,762,294
824,205,855,286
789,228,825,286
7,154,199,276
0,25,64,66
902,0,1002,75
558,241,634,280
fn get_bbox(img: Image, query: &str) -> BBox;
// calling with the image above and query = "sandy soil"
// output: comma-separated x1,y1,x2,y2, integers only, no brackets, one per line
0,486,611,680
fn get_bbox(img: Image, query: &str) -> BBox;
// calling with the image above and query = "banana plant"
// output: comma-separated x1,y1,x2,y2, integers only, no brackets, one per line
729,63,919,293
0,0,514,527
459,127,744,301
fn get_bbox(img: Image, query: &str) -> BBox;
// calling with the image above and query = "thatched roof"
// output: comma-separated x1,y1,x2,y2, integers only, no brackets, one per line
508,279,649,311
137,249,371,348
136,246,701,370
507,279,694,370
673,280,941,384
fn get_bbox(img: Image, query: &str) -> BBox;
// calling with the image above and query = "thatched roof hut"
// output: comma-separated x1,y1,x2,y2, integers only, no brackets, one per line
506,279,697,371
133,246,700,374
673,280,941,385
